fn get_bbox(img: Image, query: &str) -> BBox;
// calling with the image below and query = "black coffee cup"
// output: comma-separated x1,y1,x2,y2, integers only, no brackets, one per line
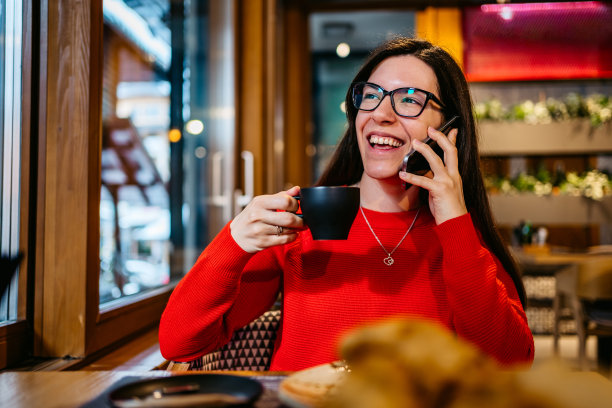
296,186,360,240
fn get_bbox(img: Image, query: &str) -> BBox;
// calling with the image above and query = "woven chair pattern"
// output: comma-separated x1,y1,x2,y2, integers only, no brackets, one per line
168,309,281,371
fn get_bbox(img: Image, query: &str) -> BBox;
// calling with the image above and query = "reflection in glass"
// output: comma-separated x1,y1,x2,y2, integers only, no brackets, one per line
100,0,172,304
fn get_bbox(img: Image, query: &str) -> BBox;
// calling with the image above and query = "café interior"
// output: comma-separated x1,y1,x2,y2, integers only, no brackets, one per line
1,0,612,406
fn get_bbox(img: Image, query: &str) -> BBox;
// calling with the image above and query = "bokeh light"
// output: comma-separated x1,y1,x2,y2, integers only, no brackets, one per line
336,42,350,58
185,119,204,135
168,128,182,143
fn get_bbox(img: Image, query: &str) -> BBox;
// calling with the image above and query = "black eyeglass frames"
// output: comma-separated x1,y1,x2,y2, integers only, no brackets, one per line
351,82,446,118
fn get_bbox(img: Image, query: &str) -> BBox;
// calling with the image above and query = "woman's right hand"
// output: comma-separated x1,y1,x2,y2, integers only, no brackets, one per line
230,186,304,253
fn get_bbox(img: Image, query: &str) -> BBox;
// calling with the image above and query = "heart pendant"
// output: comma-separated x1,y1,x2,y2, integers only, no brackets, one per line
383,255,394,266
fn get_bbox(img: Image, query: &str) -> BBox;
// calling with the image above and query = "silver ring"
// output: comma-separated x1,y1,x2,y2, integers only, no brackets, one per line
276,225,283,236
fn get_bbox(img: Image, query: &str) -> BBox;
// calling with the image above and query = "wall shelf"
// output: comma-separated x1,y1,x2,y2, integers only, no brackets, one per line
489,194,612,226
480,119,612,246
479,120,612,156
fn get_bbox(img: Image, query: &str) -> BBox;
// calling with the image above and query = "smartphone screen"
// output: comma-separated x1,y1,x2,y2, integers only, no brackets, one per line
401,115,459,189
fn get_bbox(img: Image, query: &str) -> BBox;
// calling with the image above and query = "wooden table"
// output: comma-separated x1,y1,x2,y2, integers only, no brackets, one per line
511,247,612,271
2,367,612,407
0,370,288,408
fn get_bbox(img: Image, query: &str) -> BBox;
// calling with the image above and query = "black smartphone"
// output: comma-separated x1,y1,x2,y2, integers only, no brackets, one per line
401,115,460,189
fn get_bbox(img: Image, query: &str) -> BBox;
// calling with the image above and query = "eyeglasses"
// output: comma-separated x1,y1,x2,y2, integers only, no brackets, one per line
351,82,446,118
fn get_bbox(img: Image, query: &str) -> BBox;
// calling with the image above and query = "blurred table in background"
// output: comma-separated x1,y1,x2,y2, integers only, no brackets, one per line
513,246,612,373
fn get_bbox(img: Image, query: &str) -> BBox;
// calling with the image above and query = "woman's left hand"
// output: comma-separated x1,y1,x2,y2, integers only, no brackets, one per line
399,126,468,225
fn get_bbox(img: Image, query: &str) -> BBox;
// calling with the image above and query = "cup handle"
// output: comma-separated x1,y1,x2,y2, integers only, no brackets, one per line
292,195,303,218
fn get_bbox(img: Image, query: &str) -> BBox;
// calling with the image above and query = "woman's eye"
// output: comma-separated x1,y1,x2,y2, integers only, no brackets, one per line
399,97,421,105
364,92,380,100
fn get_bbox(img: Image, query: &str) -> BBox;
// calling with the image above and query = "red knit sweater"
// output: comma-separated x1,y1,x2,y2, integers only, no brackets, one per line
159,208,534,371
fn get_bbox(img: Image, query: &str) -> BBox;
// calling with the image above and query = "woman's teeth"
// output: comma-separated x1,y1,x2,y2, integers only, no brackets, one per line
369,136,403,148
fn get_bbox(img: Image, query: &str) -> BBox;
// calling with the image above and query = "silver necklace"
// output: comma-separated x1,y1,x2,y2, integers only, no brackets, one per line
360,207,421,266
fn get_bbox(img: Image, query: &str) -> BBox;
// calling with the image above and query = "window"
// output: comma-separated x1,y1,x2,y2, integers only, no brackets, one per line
0,0,255,369
0,0,23,325
100,0,172,304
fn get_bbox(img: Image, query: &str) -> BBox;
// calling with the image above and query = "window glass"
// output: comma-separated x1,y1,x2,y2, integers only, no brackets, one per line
100,0,172,304
0,0,23,324
100,0,225,305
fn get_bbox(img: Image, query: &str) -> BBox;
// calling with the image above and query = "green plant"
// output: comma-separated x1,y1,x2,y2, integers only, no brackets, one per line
474,93,612,127
485,169,612,201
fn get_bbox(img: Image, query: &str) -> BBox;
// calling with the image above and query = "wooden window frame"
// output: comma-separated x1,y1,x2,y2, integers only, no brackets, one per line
28,0,171,361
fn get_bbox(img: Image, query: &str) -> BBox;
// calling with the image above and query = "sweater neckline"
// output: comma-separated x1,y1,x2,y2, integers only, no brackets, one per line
358,206,428,229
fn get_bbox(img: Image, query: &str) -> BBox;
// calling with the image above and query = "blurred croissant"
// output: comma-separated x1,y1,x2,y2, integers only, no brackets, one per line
323,318,612,408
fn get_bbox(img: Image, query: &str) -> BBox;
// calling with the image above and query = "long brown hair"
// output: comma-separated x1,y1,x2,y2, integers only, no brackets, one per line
317,37,526,307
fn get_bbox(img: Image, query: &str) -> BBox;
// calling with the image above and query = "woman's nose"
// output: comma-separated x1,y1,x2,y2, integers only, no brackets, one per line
370,95,396,122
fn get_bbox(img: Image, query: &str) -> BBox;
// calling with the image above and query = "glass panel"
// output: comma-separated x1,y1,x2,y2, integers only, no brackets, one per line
100,0,172,304
99,0,235,304
0,0,23,324
182,0,235,258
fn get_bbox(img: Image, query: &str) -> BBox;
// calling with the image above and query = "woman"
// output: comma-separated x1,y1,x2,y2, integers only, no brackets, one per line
159,37,534,370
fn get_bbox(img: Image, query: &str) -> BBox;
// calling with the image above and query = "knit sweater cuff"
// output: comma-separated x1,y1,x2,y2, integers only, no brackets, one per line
433,213,484,264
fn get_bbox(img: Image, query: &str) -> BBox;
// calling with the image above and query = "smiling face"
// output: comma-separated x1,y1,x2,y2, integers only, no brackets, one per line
356,55,445,187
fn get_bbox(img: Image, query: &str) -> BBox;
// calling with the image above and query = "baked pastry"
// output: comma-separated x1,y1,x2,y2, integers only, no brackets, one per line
323,318,516,408
322,318,612,408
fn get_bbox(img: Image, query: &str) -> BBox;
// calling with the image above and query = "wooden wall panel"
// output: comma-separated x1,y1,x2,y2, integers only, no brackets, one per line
282,3,311,189
235,0,286,196
235,0,312,194
237,0,266,195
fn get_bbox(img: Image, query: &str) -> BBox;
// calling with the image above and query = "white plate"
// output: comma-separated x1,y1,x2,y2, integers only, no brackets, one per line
278,361,349,408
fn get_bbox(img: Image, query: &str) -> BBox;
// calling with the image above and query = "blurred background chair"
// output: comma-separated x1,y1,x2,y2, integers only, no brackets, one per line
553,257,612,371
167,309,281,372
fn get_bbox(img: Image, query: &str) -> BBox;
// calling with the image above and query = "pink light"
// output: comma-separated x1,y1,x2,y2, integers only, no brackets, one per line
481,1,605,13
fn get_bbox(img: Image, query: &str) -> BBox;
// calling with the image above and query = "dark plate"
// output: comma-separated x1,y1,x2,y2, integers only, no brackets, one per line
108,374,263,407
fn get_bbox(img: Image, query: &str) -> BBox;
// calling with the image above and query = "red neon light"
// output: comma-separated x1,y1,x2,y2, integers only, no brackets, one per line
480,1,604,13
464,2,612,81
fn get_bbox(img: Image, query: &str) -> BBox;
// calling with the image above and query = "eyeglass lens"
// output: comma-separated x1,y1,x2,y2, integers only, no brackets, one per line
353,83,430,117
